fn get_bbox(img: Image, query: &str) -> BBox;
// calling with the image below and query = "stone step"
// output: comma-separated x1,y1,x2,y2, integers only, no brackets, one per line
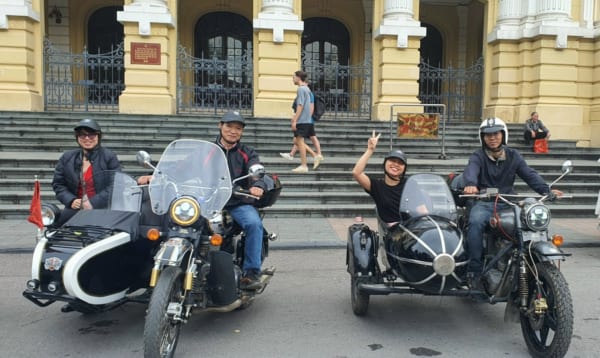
1,202,595,221
1,111,598,219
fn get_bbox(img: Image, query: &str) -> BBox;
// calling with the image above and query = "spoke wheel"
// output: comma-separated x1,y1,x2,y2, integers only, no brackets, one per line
143,267,185,358
520,262,573,358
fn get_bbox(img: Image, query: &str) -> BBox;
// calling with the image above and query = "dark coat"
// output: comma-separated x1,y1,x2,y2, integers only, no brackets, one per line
463,146,549,195
215,135,266,208
52,146,121,208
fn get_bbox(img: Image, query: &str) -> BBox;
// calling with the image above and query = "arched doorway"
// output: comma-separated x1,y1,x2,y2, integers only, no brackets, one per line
302,18,370,118
87,6,123,54
86,6,125,107
179,12,253,113
302,17,349,91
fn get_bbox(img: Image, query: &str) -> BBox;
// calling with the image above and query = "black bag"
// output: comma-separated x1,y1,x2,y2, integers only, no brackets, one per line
313,94,326,121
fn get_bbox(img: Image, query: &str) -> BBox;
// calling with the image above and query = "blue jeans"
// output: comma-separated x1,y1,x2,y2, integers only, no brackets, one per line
466,201,507,273
228,204,263,272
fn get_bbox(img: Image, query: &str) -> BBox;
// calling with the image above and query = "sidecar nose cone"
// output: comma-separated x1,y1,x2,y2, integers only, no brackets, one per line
433,253,456,276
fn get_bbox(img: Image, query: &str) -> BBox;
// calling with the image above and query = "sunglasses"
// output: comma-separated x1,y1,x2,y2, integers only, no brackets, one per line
77,132,98,139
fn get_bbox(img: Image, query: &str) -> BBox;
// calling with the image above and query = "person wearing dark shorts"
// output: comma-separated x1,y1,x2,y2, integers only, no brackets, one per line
290,71,313,173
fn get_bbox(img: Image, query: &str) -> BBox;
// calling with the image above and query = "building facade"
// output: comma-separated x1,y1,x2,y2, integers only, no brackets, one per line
0,0,599,146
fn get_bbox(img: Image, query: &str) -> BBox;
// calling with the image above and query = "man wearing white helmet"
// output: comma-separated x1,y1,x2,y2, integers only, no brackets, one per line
462,117,561,289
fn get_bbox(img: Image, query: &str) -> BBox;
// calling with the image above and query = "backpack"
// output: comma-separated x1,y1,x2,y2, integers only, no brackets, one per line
313,94,326,121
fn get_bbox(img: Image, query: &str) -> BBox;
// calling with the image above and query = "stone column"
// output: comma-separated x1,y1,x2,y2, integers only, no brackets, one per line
252,0,304,118
117,0,176,114
371,0,425,121
0,0,43,111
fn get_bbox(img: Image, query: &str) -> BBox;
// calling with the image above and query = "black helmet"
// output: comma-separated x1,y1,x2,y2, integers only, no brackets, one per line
220,110,246,128
479,117,507,147
74,118,102,133
384,149,407,166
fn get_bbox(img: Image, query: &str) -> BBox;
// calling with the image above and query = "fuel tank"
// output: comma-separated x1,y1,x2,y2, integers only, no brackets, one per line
384,216,468,293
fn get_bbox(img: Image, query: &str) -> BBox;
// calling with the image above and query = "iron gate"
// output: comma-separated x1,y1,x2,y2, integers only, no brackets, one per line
177,44,253,115
44,38,125,112
418,57,483,122
302,58,371,119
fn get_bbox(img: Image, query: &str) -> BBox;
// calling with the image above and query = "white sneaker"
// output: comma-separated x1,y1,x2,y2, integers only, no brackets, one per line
279,152,294,161
313,154,324,170
291,165,308,173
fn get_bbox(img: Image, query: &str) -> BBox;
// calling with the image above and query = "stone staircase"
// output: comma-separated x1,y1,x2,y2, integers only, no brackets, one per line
1,111,599,219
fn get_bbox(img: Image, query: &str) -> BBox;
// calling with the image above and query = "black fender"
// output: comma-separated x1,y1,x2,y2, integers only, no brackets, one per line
346,223,377,276
529,241,571,262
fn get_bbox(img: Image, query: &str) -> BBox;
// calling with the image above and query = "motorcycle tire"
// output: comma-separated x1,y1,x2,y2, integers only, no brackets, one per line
348,252,369,316
143,266,184,358
520,262,573,358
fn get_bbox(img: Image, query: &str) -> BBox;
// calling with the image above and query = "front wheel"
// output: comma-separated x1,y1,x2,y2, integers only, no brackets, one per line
520,262,573,358
143,267,185,358
348,251,370,316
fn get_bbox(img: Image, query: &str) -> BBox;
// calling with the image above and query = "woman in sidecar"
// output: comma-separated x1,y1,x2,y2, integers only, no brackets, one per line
348,132,468,315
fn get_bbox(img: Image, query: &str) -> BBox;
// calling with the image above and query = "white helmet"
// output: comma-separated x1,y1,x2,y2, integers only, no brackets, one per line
479,117,508,147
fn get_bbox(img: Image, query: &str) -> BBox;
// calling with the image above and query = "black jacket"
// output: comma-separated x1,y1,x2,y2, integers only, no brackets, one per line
215,135,266,208
52,146,121,208
463,146,549,195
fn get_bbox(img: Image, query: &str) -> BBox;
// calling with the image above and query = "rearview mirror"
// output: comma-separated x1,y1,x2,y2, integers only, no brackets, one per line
561,160,573,175
248,164,265,179
136,151,153,169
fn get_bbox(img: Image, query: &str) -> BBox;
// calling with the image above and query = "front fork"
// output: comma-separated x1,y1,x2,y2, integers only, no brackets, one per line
518,256,548,315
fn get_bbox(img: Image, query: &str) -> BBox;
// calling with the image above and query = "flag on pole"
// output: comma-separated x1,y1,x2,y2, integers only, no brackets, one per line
27,178,44,229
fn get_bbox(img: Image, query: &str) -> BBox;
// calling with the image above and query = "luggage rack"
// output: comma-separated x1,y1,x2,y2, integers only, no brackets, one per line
45,226,118,245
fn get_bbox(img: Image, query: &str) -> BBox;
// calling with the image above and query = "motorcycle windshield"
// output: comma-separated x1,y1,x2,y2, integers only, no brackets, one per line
148,139,232,218
109,171,143,212
400,173,457,221
79,170,142,212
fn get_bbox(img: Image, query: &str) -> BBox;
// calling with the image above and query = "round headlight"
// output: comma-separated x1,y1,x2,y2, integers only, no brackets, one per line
169,196,200,226
523,203,551,231
41,203,60,227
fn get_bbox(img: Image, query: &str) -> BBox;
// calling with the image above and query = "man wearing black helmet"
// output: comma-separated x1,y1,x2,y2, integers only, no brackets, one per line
52,119,121,225
352,131,408,224
462,117,561,289
216,110,268,290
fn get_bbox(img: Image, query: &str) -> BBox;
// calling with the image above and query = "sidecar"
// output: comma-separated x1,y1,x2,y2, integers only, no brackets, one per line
347,173,469,315
23,171,165,313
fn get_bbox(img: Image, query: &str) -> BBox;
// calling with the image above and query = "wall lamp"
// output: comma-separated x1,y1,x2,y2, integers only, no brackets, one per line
48,6,62,24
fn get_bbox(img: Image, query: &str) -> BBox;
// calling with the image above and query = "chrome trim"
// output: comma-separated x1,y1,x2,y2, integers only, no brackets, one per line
31,237,48,280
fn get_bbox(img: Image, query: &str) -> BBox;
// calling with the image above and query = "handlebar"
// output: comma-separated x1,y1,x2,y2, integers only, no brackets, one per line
233,187,260,200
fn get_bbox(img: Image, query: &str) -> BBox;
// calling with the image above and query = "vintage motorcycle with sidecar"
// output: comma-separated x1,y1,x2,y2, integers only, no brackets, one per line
347,162,574,358
138,139,280,358
22,170,166,313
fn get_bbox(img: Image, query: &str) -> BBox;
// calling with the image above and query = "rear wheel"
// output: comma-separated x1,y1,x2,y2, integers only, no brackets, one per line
143,267,185,358
520,262,573,358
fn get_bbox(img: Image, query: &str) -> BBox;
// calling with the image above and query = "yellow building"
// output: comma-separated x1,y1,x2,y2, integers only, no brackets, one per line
0,0,598,146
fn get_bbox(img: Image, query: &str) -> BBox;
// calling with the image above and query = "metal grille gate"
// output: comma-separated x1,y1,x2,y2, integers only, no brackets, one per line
44,38,125,112
177,45,253,116
418,57,483,122
302,58,371,119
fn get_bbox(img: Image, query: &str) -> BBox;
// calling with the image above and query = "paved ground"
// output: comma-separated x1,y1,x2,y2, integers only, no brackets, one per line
1,216,598,253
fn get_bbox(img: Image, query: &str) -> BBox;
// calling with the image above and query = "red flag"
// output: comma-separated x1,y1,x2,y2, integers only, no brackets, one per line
27,179,44,229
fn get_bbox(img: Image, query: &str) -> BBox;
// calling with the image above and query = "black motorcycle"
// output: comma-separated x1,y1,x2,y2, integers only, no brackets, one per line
347,162,574,358
138,139,280,358
22,170,165,313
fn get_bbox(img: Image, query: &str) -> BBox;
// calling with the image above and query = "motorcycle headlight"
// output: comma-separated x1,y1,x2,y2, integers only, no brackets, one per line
523,203,551,231
41,203,60,227
169,196,200,227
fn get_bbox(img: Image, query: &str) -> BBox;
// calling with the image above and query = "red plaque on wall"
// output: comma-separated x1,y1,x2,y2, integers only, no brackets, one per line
131,42,161,65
